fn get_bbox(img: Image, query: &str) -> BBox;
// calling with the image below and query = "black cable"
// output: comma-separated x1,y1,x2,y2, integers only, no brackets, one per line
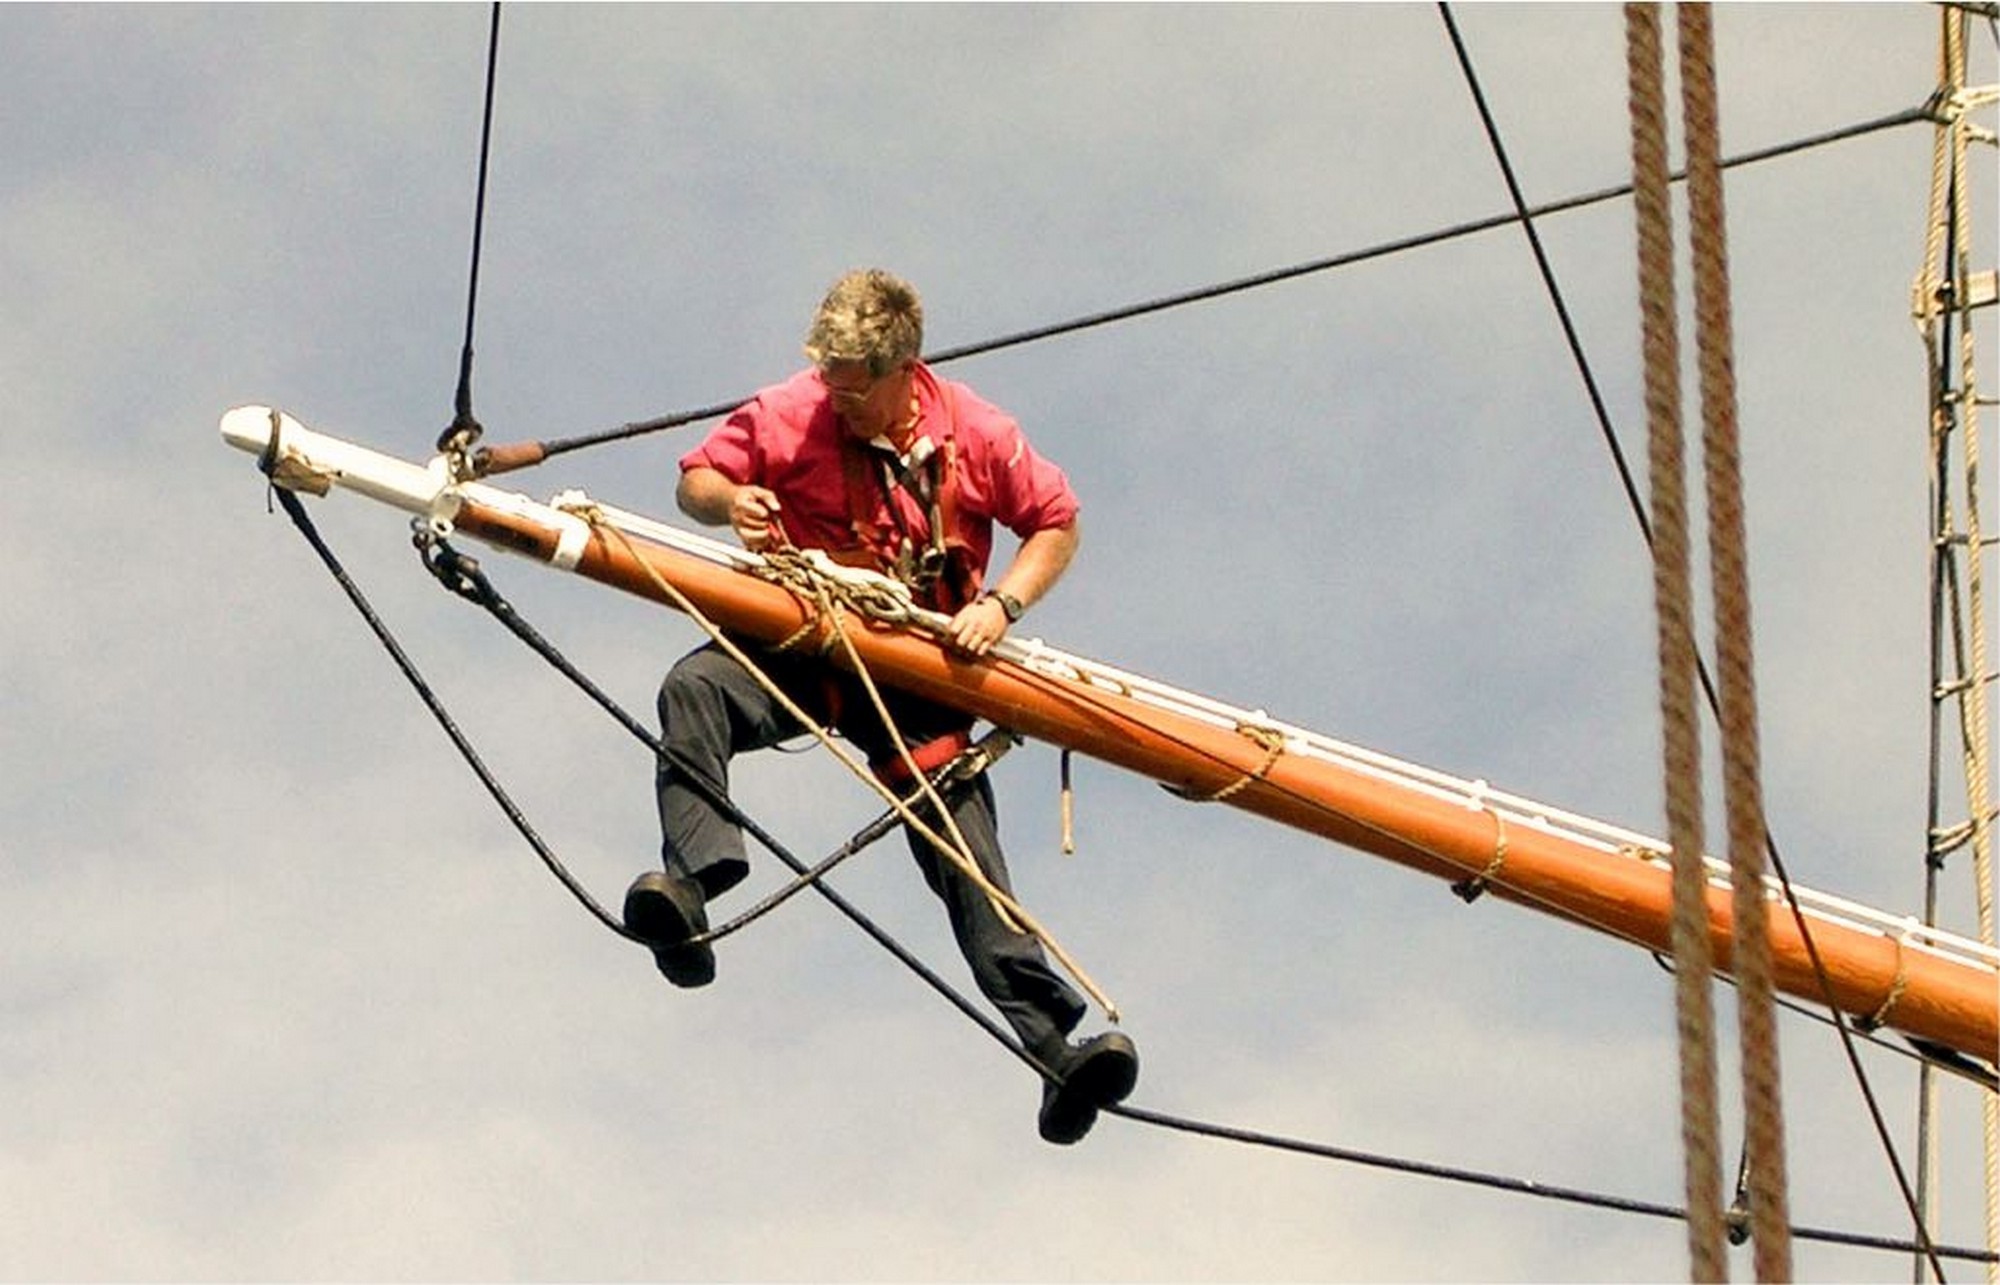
440,1,503,455
482,100,1931,471
1107,1101,1998,1265
268,486,1063,1073
275,475,1995,1268
270,485,633,938
1436,7,1948,1276
416,534,1015,946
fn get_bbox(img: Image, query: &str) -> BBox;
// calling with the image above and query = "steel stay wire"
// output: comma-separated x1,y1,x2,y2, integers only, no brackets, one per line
331,8,1990,1259
1437,4,1947,1274
439,1,503,459
414,533,1020,948
469,100,1936,477
263,477,1996,1266
264,477,1057,1041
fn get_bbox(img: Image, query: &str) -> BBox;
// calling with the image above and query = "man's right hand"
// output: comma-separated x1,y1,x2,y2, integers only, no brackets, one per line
729,485,784,550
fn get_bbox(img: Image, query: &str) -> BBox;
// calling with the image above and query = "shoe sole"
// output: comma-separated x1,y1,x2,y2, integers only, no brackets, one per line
1069,1034,1140,1107
624,878,715,989
1038,1034,1139,1144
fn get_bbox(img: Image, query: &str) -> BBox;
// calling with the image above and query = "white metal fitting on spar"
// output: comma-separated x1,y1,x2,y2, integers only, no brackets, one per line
217,405,593,570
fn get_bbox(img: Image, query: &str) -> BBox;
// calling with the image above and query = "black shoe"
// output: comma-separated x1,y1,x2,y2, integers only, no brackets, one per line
623,870,715,988
1036,1031,1140,1145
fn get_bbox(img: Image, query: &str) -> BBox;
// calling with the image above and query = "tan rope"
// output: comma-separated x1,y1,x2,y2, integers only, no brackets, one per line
1679,6,1792,1277
1060,748,1077,855
1942,12,2000,1269
1449,806,1510,904
1939,8,2000,1270
1628,6,1730,1276
1913,14,2000,1268
1179,723,1289,804
579,508,1120,1021
1862,931,1911,1032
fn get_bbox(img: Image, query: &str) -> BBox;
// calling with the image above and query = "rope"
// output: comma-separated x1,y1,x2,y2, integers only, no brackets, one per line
469,103,1933,476
1679,8,1793,1277
575,506,1121,1022
1171,723,1288,803
1445,6,1945,1275
1921,8,2000,1275
1105,1101,1999,1266
438,1,503,465
266,478,2000,1271
413,531,1021,947
1919,10,1965,1269
1944,13,2000,1273
1626,6,1729,1276
267,487,637,940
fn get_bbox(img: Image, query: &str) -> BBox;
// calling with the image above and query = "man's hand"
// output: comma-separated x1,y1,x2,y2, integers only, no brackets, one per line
677,467,784,550
945,595,1010,657
728,485,784,551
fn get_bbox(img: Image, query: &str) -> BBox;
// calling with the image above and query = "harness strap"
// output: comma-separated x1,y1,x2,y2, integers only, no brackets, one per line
872,727,976,788
836,373,982,613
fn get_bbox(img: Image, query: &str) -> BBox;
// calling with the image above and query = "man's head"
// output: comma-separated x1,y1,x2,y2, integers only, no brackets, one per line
804,268,923,376
806,268,925,441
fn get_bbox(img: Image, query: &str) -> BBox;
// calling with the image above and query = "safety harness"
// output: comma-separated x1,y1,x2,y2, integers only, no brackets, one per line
823,373,987,786
834,372,983,616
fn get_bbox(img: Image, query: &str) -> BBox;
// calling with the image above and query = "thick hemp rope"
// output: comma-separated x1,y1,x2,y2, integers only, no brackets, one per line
1919,10,2000,1274
573,506,1120,1022
1627,6,1729,1275
1679,5,1793,1276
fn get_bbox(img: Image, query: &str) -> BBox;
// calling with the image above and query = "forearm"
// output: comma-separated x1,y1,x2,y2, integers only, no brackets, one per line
989,521,1079,610
676,466,739,526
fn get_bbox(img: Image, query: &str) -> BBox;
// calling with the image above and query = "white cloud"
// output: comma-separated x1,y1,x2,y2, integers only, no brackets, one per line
4,3,1993,1280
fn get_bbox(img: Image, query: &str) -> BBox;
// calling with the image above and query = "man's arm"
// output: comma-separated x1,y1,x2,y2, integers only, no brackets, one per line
679,465,783,550
946,520,1079,656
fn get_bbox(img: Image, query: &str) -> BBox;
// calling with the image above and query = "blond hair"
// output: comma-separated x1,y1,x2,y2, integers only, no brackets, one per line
802,268,924,377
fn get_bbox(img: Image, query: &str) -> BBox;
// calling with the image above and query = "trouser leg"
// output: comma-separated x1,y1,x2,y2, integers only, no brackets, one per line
655,642,811,899
903,773,1087,1051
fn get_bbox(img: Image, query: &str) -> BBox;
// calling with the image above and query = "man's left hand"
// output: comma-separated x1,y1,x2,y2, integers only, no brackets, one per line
945,597,1010,657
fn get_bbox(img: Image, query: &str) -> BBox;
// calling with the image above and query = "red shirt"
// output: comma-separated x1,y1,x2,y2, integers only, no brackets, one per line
680,362,1079,582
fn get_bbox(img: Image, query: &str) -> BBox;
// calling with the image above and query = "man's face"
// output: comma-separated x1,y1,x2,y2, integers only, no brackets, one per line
822,360,911,442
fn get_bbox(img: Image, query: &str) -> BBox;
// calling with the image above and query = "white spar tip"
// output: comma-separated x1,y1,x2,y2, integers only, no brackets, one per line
217,404,455,517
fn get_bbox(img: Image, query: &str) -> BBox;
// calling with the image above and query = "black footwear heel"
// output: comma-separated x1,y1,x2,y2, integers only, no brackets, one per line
623,871,716,989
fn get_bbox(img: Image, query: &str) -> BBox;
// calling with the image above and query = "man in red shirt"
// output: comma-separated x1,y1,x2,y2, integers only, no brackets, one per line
625,269,1138,1145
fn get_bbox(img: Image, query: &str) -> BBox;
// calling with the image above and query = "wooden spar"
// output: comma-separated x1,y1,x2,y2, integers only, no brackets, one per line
222,406,2000,1063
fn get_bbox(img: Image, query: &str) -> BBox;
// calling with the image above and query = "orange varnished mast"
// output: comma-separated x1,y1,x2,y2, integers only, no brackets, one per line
453,492,1998,1063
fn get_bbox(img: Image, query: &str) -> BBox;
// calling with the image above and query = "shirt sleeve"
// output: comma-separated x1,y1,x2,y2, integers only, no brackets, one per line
679,401,762,484
978,414,1080,538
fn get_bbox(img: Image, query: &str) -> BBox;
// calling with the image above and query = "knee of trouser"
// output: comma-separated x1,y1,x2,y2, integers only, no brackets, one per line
657,648,736,721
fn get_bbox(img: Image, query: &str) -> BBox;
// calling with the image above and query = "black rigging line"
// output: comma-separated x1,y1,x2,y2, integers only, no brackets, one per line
268,10,1993,1265
439,1,503,456
1108,1102,1997,1265
266,476,1996,1270
1435,5,1947,1276
471,98,1932,475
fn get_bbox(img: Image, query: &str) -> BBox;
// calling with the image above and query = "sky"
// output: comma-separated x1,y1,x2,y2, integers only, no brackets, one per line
4,2,1997,1281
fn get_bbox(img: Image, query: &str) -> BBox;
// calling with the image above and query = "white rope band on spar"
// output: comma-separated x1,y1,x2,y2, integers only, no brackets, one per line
1859,919,1916,1032
1450,780,1511,904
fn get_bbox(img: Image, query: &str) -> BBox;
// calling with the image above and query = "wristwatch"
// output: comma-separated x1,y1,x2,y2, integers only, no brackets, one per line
982,590,1024,622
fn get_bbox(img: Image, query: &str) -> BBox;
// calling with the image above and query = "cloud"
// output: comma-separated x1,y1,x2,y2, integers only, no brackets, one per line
4,3,1993,1279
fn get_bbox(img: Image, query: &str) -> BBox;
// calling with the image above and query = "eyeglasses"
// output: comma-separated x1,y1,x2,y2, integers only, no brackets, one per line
822,363,901,407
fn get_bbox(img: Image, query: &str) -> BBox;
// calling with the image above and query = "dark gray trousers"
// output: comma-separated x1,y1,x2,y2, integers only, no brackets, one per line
655,641,1086,1050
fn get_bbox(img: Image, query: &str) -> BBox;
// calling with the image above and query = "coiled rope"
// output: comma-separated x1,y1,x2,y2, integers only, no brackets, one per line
571,506,1121,1022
